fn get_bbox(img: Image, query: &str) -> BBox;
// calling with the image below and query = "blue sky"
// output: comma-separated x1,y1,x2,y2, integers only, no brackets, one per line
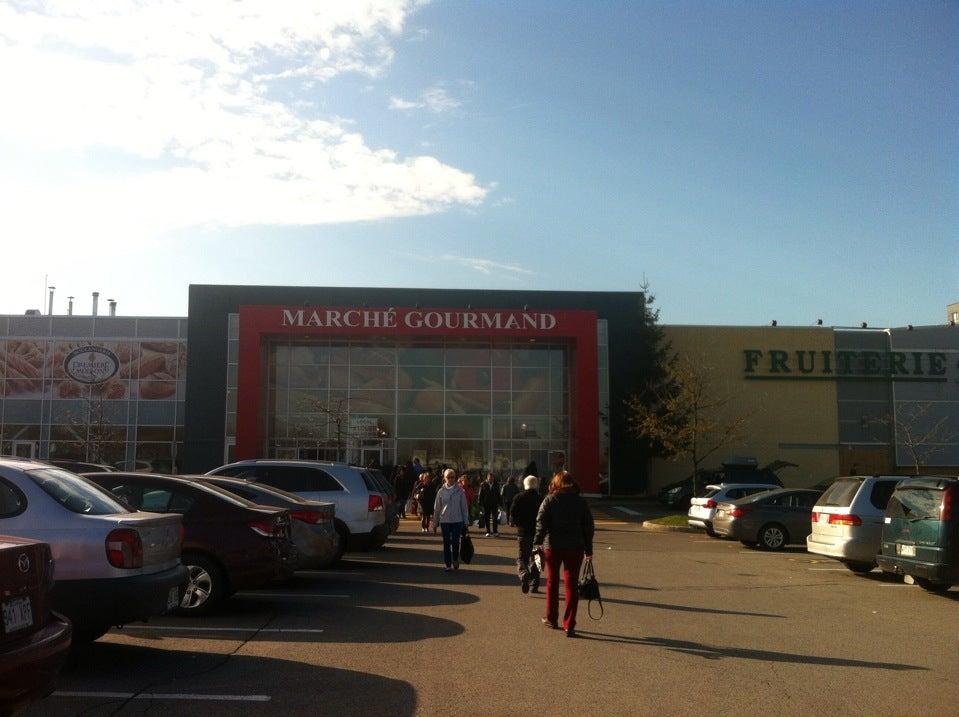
0,1,955,326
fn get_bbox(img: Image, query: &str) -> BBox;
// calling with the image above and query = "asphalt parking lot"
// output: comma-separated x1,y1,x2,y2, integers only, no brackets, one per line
26,504,959,716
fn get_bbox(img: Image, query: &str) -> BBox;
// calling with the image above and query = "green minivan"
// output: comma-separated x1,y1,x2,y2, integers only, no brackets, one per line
876,476,958,592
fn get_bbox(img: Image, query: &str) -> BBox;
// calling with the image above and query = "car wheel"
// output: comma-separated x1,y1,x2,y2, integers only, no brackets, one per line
705,527,719,538
758,523,788,551
331,520,349,564
844,561,875,574
177,554,226,615
915,578,953,593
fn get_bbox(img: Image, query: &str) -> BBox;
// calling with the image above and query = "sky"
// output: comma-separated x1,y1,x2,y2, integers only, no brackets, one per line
0,1,955,327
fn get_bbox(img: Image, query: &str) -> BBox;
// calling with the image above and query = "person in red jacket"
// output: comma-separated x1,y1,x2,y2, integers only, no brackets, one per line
533,471,595,638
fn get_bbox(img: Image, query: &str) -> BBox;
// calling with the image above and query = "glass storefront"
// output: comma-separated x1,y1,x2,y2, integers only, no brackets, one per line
262,337,571,475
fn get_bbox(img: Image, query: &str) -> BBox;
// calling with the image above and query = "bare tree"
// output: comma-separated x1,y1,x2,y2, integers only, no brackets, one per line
875,402,959,474
627,356,752,495
64,387,126,466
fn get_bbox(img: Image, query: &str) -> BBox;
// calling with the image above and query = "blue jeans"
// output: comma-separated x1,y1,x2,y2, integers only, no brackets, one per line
441,522,465,567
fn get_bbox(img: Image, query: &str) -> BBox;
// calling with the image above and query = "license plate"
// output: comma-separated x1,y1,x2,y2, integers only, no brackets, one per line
716,510,725,517
166,586,180,610
2,596,33,633
897,544,916,557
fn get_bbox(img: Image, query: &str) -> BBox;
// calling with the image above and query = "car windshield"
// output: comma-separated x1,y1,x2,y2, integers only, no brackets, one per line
27,467,130,515
816,478,862,507
702,489,720,498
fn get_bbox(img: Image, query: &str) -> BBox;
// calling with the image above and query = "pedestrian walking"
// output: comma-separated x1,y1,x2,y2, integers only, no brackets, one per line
534,471,595,638
394,466,413,519
417,473,439,532
478,472,501,536
511,475,543,593
500,475,520,526
432,468,469,571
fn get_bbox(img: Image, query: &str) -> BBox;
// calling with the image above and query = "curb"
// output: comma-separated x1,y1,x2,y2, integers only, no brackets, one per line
641,520,699,533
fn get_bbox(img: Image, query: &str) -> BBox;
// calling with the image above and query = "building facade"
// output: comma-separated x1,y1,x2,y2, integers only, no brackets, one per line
0,313,186,470
183,285,649,494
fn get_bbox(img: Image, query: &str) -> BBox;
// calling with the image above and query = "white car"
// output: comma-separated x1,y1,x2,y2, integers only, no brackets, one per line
806,475,902,573
688,483,780,536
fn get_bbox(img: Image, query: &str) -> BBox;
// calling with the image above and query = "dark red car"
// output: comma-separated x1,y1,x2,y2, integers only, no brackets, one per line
83,473,295,614
0,536,72,714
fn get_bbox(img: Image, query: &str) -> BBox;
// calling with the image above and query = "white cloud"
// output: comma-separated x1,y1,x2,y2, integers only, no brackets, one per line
0,0,488,256
433,254,533,276
389,84,462,113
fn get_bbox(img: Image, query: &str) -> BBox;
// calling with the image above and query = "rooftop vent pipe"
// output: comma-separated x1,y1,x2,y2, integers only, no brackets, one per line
67,296,74,315
92,291,99,317
108,299,117,317
47,286,55,316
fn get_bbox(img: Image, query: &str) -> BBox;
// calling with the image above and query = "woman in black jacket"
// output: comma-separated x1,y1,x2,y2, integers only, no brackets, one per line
533,471,594,637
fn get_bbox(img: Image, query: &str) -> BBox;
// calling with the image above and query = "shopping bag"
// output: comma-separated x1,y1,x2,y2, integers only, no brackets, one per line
578,560,603,619
460,532,475,564
497,509,506,525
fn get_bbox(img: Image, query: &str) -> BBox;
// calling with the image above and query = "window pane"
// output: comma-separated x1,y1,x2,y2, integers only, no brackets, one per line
446,415,489,439
444,440,488,470
492,418,510,439
511,349,549,367
349,390,395,413
397,366,444,390
350,345,395,365
397,390,444,413
512,391,549,414
446,367,490,390
350,365,394,390
291,346,330,365
396,438,444,466
445,391,491,415
491,367,511,390
513,367,549,392
445,347,490,366
492,392,511,415
397,415,444,437
512,418,548,439
291,365,328,389
397,346,444,365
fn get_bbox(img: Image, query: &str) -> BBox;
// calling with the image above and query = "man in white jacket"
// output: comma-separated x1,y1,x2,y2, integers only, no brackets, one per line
433,468,470,571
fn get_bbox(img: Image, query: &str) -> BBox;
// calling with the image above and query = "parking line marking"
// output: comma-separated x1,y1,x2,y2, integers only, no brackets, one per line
119,626,325,633
236,592,350,599
613,506,641,516
53,692,270,702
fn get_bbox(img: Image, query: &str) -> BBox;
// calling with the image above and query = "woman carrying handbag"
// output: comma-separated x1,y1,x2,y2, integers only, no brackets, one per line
533,471,595,638
432,468,469,571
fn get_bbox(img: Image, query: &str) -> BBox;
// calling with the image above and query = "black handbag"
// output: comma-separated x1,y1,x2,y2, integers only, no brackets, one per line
578,559,603,619
460,531,475,564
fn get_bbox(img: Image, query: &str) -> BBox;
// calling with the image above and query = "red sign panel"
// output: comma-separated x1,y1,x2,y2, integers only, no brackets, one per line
235,305,600,492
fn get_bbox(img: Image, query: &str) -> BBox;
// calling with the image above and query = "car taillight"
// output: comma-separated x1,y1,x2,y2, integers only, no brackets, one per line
249,519,284,537
290,510,322,524
729,507,750,518
704,499,717,509
828,514,862,526
811,512,819,522
106,528,143,569
368,495,384,512
942,486,955,521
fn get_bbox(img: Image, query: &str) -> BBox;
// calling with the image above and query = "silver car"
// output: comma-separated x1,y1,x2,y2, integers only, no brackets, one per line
806,475,902,573
207,460,389,550
0,458,187,642
688,483,779,536
712,488,823,550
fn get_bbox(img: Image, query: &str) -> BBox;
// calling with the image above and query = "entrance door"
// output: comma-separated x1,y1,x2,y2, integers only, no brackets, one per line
360,445,383,469
12,441,36,459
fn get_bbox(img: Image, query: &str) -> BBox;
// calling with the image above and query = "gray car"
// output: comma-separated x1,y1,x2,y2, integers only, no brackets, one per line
712,488,823,550
0,458,187,642
197,475,342,568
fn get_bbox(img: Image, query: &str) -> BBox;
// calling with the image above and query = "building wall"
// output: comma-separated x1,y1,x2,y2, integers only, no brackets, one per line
647,325,840,492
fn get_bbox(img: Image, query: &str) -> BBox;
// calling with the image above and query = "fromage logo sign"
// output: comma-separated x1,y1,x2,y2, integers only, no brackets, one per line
64,346,120,384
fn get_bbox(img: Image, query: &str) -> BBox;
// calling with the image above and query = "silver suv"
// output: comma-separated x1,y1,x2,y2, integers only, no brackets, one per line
806,475,902,573
207,460,389,550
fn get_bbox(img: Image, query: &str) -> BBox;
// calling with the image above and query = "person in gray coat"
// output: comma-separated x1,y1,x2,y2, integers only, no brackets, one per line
432,468,469,571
